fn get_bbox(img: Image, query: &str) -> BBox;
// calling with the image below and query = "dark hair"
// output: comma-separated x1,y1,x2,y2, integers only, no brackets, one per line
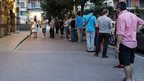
117,2,126,11
71,15,75,18
77,11,80,16
89,10,95,13
101,9,109,15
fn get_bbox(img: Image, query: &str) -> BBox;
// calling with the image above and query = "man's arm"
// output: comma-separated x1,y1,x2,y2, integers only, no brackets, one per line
116,35,123,52
137,17,144,31
116,17,125,52
137,17,144,25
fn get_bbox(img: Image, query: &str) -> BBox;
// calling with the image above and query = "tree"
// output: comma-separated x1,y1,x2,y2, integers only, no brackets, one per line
41,0,105,18
74,0,87,12
41,0,73,18
90,0,104,6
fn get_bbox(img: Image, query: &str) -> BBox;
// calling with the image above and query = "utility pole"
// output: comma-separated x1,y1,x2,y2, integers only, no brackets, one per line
73,0,76,15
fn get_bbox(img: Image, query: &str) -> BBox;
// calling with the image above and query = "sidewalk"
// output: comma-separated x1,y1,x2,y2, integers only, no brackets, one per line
0,31,30,51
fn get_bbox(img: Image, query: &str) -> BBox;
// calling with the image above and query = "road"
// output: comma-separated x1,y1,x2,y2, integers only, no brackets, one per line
0,35,144,81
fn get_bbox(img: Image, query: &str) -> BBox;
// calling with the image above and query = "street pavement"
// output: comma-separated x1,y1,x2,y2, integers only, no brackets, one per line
0,31,29,51
0,31,144,81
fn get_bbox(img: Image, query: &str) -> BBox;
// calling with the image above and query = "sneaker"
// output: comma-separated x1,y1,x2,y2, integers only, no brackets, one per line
86,50,91,52
102,56,109,58
114,64,124,68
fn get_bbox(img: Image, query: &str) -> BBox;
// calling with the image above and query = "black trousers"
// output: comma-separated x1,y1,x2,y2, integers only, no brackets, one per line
50,28,54,38
95,33,110,57
55,26,59,34
60,27,64,35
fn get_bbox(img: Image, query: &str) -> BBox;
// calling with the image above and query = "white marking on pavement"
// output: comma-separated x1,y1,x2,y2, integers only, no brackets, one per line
136,55,144,60
12,51,87,54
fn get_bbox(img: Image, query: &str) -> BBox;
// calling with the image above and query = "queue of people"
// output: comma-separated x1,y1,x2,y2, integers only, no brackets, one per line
30,2,144,81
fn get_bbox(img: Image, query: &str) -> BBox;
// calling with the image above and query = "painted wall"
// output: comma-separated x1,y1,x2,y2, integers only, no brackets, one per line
114,0,143,8
131,0,139,7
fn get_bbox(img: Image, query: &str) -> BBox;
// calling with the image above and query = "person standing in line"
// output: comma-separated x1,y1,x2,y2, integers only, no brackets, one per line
41,16,47,39
83,10,97,52
55,18,60,38
94,9,113,58
59,19,64,38
70,15,77,42
31,21,38,38
76,11,83,42
116,2,144,81
34,16,37,22
49,16,55,38
64,16,70,40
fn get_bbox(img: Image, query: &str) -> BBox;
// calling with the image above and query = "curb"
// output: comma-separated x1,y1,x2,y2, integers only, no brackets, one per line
13,35,30,50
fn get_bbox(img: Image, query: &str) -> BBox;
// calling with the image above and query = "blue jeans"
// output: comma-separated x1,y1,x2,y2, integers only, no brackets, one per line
86,31,95,51
64,27,69,39
71,28,77,42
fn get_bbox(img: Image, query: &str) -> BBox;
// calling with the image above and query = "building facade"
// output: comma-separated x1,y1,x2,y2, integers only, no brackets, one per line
28,0,43,22
113,0,144,9
0,0,17,37
18,0,29,24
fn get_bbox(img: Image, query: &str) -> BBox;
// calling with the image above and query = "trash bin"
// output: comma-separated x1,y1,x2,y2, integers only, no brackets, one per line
0,27,4,37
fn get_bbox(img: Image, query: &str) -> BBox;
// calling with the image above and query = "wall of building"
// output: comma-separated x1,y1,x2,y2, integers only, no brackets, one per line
27,0,43,22
0,0,16,37
114,0,144,8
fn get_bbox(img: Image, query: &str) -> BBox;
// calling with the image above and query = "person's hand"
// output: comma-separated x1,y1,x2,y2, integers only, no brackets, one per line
115,46,120,53
114,46,119,58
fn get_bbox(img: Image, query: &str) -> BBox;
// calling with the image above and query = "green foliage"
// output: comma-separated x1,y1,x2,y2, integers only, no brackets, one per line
75,0,87,12
41,0,73,18
84,6,115,17
90,0,105,6
134,6,142,16
41,0,107,18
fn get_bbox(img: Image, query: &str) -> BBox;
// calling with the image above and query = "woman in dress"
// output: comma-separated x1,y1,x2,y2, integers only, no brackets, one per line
31,21,38,38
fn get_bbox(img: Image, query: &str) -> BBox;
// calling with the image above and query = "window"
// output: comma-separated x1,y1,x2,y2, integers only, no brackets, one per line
126,0,131,7
20,2,25,8
140,0,144,7
31,2,36,9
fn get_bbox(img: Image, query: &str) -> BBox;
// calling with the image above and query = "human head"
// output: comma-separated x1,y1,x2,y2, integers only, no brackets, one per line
89,10,95,14
116,2,127,13
34,16,37,22
77,11,82,16
51,16,54,19
71,15,75,19
101,9,109,16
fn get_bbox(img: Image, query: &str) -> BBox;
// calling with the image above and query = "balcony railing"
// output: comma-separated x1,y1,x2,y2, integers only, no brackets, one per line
27,1,41,10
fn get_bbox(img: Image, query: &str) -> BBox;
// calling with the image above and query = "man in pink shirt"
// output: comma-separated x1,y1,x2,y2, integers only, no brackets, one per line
116,2,144,81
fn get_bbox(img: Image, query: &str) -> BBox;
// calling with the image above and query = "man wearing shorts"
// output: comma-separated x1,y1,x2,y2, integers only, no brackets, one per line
116,2,144,81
